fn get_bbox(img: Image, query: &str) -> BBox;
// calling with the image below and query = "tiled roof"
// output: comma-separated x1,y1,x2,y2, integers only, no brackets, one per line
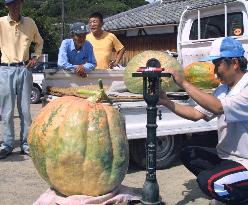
103,0,237,31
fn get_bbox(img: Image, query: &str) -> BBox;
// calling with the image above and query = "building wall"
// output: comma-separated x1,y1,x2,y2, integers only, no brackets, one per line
116,33,177,66
125,26,175,36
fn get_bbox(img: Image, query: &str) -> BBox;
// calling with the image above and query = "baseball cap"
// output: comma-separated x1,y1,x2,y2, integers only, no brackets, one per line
5,0,15,3
200,37,245,62
69,22,89,35
4,0,24,4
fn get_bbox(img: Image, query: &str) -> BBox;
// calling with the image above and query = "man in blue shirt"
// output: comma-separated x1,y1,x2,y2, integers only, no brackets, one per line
57,22,96,77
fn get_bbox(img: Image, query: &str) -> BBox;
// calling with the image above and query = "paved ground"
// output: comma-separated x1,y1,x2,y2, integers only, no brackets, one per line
0,103,212,205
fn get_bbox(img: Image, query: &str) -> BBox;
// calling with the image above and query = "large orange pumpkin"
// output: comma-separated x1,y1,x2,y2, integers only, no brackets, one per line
184,62,220,89
124,50,183,93
28,96,129,196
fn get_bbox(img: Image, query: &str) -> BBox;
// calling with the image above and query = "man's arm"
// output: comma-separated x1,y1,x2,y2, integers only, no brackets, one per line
82,42,96,72
159,91,206,121
109,47,125,69
109,34,125,69
27,21,44,68
165,68,224,115
182,81,223,115
32,21,43,59
115,47,125,65
57,40,76,70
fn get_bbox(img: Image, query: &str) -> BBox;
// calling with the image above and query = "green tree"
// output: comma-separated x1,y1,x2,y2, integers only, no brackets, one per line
0,2,7,16
22,3,61,61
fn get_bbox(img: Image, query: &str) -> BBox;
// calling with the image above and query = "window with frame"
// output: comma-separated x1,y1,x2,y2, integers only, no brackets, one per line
189,12,243,40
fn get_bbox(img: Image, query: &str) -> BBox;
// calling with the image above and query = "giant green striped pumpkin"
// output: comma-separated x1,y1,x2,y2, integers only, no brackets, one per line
28,96,129,196
184,62,220,89
124,50,183,93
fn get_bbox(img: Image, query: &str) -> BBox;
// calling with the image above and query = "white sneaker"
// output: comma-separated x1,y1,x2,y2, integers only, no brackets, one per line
209,199,226,205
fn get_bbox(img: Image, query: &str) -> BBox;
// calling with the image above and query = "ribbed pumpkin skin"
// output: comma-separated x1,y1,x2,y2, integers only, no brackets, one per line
28,96,129,196
184,62,220,89
124,50,183,94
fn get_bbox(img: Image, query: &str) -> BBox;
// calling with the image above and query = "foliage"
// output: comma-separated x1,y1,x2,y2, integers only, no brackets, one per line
22,6,61,60
34,0,148,22
0,3,7,16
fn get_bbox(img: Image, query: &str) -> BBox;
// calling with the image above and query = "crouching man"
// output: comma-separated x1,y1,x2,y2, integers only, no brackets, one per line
159,37,248,205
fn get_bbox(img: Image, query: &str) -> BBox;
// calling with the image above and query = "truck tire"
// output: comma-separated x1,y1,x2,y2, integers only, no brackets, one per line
130,135,182,169
31,86,41,104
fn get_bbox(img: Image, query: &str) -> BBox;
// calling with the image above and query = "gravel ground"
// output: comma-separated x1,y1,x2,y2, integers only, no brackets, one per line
0,103,212,205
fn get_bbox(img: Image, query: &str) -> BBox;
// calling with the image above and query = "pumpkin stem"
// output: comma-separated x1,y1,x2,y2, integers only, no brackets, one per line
98,79,104,90
76,89,99,95
77,79,113,104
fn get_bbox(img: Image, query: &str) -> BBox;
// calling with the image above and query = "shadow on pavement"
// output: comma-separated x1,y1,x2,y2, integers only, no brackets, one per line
175,179,210,205
127,162,143,174
127,157,182,174
0,151,28,162
0,140,30,162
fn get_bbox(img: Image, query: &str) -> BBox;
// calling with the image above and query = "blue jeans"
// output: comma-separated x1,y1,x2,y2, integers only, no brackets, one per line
0,66,32,152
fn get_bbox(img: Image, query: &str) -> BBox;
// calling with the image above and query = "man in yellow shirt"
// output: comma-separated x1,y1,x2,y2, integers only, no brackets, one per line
0,0,43,159
87,12,125,69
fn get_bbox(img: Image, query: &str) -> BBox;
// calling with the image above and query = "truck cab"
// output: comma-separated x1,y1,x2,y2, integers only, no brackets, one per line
177,0,248,68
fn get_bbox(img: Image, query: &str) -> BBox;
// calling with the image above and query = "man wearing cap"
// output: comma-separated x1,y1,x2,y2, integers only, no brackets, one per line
57,22,96,76
0,0,43,159
159,37,248,205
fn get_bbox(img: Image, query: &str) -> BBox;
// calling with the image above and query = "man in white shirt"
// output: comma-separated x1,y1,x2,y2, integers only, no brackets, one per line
159,37,248,205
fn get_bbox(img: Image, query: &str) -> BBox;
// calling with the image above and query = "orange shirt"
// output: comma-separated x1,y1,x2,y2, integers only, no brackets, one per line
86,31,124,69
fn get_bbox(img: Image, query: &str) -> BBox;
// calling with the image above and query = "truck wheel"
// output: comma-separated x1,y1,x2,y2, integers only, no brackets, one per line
130,135,182,169
31,86,41,104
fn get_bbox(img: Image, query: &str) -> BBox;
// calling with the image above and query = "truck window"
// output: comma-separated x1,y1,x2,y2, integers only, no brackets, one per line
190,12,243,40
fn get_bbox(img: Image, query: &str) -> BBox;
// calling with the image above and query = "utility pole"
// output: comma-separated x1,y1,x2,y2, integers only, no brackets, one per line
61,0,65,40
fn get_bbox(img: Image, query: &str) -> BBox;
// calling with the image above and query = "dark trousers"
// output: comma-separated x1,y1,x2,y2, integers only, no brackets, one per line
180,146,248,205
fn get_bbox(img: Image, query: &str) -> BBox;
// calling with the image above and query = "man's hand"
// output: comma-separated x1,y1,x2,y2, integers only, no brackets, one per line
158,90,170,106
26,57,38,69
75,65,87,78
164,68,185,88
108,60,118,69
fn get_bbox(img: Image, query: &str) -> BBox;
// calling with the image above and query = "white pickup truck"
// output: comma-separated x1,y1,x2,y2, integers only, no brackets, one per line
177,0,248,68
43,0,248,169
127,0,248,169
31,61,58,104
